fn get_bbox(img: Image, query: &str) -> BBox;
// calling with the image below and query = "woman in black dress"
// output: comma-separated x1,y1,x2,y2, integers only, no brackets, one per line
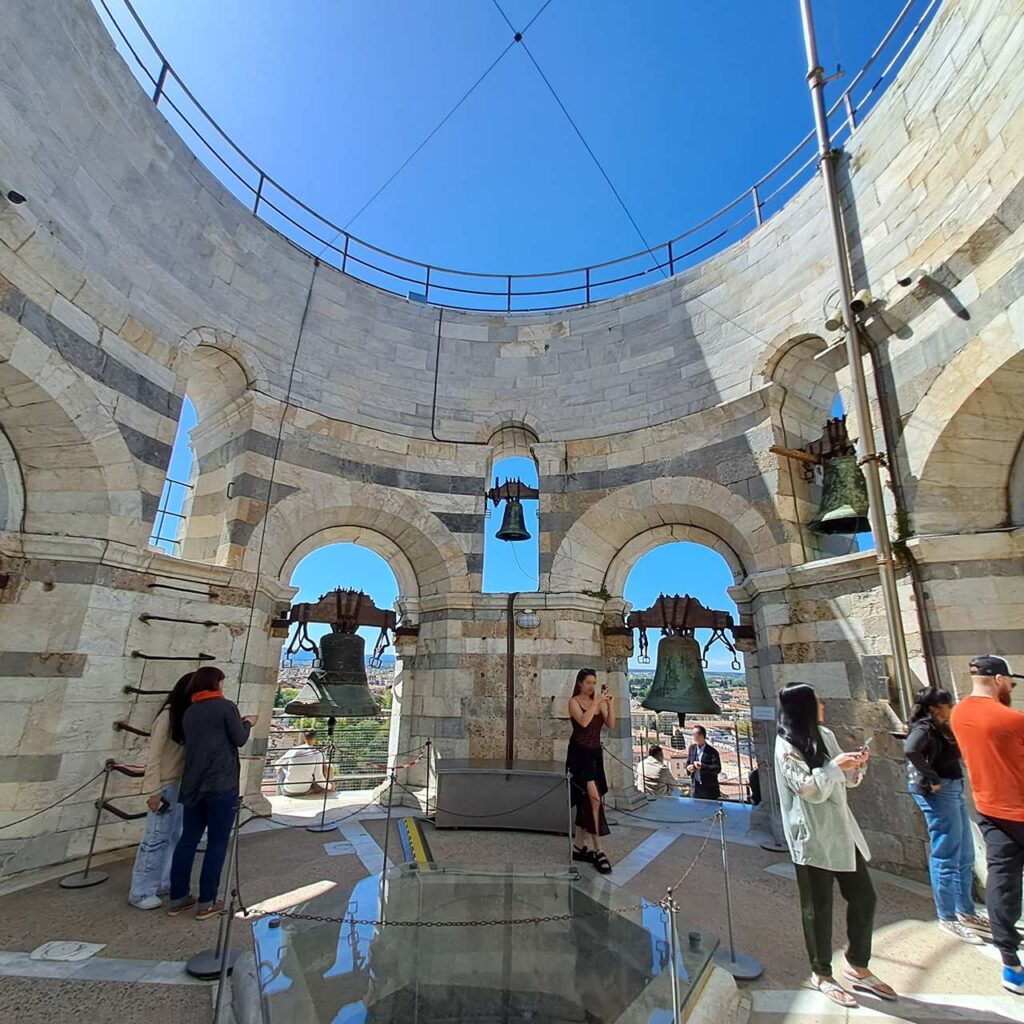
566,667,615,873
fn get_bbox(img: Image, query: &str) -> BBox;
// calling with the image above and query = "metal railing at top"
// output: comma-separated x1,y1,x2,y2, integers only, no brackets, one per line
91,0,940,313
148,476,192,554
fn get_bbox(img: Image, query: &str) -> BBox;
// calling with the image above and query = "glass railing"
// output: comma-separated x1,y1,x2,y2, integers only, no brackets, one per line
252,861,718,1022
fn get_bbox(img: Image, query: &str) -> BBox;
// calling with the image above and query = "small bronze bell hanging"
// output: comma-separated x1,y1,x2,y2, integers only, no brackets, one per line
641,631,721,726
285,625,380,718
495,498,531,542
809,454,871,535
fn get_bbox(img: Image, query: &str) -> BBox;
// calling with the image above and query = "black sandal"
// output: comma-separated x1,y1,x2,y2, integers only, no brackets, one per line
573,845,594,863
592,851,612,874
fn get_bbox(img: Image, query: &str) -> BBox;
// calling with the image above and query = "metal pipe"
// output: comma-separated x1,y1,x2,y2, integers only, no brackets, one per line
505,592,519,762
665,889,681,1023
798,0,912,721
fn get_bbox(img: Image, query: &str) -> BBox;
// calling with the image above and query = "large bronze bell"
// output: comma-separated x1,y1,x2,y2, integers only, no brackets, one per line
284,625,380,718
641,631,721,726
809,454,871,535
495,498,531,542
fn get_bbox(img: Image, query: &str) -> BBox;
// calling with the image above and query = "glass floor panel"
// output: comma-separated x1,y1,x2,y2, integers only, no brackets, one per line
252,862,717,1024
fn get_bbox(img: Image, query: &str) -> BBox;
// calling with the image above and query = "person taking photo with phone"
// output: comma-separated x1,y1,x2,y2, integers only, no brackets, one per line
774,682,896,1007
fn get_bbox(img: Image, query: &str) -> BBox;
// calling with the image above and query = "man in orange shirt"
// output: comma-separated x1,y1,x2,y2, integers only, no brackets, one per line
950,655,1024,995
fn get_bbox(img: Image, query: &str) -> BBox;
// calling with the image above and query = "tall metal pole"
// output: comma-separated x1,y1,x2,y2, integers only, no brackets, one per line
505,592,519,762
798,0,912,721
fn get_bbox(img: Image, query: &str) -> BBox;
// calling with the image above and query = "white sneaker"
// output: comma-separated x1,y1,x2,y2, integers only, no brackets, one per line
129,895,163,911
939,919,985,945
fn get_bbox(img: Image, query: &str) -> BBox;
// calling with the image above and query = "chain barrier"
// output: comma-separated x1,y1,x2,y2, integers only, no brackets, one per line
0,768,107,832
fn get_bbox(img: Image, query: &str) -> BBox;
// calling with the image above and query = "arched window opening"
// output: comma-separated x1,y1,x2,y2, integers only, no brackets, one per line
483,455,540,593
149,396,197,555
266,542,400,802
625,542,756,805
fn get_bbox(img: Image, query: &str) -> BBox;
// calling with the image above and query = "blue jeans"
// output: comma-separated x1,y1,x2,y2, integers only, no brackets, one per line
911,777,977,920
128,782,183,902
169,791,237,909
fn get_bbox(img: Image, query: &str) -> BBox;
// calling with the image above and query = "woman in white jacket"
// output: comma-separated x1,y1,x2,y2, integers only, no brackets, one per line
127,673,191,910
774,682,897,1007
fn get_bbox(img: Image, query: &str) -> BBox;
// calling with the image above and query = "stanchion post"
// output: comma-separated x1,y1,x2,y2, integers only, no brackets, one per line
662,886,681,1024
379,769,397,924
60,761,113,889
424,739,432,817
307,736,337,833
193,800,243,996
711,806,764,980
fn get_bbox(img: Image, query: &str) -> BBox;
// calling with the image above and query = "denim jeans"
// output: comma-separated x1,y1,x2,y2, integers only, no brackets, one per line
128,782,183,902
169,791,237,909
910,777,977,921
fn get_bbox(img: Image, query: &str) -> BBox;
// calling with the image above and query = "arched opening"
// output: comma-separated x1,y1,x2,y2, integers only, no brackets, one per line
150,337,255,559
624,541,756,805
483,453,540,594
266,542,401,801
149,397,196,554
0,426,25,532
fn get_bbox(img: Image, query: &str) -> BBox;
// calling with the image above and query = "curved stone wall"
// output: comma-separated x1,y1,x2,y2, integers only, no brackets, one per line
1,0,1023,876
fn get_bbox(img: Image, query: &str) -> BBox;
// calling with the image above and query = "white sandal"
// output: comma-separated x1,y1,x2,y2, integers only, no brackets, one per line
841,968,897,1001
811,975,856,1007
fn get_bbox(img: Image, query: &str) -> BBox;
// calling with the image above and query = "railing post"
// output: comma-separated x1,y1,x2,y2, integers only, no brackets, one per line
843,92,858,131
585,267,591,304
424,266,431,304
253,172,265,215
341,235,350,276
506,275,512,313
751,185,763,226
667,240,675,277
152,62,169,105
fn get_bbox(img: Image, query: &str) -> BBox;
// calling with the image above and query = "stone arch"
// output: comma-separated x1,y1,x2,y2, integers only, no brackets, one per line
906,315,1024,533
605,524,748,595
280,526,419,602
0,331,143,539
244,481,469,597
180,328,259,422
0,426,25,532
549,476,783,594
474,410,550,445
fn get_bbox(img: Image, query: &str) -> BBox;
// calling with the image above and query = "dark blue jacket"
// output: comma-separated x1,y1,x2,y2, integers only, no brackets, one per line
179,695,252,806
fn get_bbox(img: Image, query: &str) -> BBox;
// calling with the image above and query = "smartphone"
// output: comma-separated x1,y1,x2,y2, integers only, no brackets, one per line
601,684,609,695
157,797,171,815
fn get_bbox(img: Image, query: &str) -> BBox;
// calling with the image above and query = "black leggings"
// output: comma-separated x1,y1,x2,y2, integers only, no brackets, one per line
794,852,876,978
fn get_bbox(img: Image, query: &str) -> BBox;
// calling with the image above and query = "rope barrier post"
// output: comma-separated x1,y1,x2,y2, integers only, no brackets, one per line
379,769,397,925
424,739,432,817
661,886,682,1024
711,805,763,980
192,800,243,997
565,770,574,872
307,733,338,833
59,761,114,889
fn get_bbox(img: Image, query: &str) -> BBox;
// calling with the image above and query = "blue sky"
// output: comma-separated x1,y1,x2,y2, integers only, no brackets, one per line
128,1,904,658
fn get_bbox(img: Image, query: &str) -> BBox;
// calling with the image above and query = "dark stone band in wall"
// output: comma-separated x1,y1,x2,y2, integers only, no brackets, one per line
1,281,182,421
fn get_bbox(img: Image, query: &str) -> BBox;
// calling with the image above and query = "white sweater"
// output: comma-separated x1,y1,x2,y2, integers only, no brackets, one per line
774,726,870,872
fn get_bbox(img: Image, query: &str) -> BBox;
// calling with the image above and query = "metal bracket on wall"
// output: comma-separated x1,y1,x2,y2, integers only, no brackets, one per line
131,651,215,662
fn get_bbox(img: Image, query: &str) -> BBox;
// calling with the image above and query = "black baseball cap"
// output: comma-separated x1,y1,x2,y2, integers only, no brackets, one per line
969,655,1024,679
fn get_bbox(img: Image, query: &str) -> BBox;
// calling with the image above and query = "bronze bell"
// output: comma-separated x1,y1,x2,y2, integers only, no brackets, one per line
641,632,720,726
495,498,531,542
284,625,380,718
809,454,871,535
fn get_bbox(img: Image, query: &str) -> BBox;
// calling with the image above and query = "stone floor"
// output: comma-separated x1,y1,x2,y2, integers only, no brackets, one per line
0,791,1020,1023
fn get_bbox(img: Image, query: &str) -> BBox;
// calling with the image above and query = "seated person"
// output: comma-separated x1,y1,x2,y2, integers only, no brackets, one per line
638,745,679,797
274,729,335,796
